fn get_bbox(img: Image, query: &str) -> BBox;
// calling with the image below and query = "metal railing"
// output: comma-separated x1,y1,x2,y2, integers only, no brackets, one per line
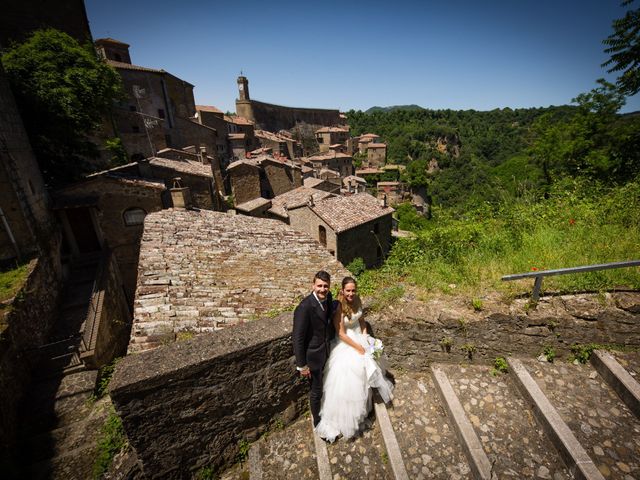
81,250,111,353
502,260,640,302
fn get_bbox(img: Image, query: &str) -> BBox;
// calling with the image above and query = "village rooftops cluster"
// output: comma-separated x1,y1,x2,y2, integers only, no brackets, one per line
267,186,334,218
129,208,348,353
309,193,395,233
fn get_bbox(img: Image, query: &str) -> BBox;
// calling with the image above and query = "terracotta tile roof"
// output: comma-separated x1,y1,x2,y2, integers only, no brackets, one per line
310,193,394,234
303,177,325,188
106,59,165,74
377,181,401,186
227,159,260,170
129,209,349,352
358,138,372,143
147,157,212,178
344,175,367,184
255,130,293,143
228,133,246,140
268,186,335,218
356,168,384,175
308,152,352,162
196,105,223,114
235,197,272,213
319,168,340,178
316,126,349,133
360,133,380,138
301,165,314,173
368,143,386,148
224,115,254,125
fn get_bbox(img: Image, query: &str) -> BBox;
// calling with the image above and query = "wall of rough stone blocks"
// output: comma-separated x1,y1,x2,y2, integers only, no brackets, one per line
0,63,52,262
264,163,301,197
337,215,393,267
231,165,261,205
0,237,63,459
110,314,308,478
241,99,342,132
288,206,338,255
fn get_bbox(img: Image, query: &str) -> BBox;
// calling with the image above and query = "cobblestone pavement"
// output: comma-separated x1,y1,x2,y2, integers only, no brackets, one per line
441,363,570,479
220,413,319,480
521,357,640,479
387,372,471,479
325,410,391,479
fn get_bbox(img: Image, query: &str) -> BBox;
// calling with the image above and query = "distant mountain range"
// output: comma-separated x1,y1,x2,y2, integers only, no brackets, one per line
364,105,425,114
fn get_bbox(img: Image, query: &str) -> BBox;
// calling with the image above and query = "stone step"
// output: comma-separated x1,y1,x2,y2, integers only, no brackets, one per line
373,398,409,480
591,349,640,417
26,440,99,480
437,363,571,479
512,357,640,479
386,372,472,479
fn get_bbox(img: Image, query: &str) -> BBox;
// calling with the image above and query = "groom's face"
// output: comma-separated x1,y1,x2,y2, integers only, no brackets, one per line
313,278,330,301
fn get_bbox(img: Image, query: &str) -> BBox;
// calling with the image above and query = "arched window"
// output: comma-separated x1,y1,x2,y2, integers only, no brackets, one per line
318,225,327,247
123,207,147,226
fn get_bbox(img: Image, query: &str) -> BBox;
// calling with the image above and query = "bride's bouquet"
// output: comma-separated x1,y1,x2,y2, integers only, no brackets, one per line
366,335,384,360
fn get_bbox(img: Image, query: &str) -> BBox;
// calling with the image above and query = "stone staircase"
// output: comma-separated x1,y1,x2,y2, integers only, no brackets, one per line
220,350,640,479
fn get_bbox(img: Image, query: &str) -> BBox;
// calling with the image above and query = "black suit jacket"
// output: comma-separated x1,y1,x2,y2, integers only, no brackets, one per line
292,292,335,371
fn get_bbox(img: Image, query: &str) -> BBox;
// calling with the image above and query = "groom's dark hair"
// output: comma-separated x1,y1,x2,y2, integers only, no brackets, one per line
314,270,331,283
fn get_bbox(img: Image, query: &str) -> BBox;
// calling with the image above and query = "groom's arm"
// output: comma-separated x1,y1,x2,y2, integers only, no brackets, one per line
292,300,309,370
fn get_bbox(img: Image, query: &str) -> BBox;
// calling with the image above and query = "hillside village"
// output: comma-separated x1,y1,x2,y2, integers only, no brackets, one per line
0,1,418,476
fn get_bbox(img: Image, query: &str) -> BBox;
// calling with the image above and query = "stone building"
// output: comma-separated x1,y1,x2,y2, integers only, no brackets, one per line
96,38,219,162
315,126,350,153
235,76,344,131
228,155,302,207
128,208,349,353
367,143,387,167
0,63,53,264
53,171,166,299
303,177,341,194
194,105,230,160
377,181,406,206
306,152,354,178
255,129,302,159
266,186,335,221
284,192,394,267
343,175,368,194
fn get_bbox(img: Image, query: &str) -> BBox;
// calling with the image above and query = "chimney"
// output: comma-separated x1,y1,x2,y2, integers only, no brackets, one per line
382,194,388,208
308,195,315,208
170,177,192,209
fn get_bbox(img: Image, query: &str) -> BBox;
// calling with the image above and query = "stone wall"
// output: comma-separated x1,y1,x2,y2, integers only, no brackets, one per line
263,162,302,197
373,292,640,371
337,215,393,267
288,205,338,255
0,236,63,456
238,99,342,132
0,63,53,263
230,163,261,205
110,313,307,478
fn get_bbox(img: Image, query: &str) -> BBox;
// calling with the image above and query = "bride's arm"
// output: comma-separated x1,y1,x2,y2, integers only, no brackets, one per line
333,304,365,355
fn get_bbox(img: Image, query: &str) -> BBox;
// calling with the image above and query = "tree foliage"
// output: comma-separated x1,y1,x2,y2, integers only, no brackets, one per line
1,28,122,186
603,0,640,96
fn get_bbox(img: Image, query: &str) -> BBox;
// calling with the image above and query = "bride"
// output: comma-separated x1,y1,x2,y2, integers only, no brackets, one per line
314,276,394,442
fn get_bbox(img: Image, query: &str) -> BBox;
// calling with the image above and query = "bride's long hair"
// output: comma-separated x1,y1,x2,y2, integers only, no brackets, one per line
337,276,361,319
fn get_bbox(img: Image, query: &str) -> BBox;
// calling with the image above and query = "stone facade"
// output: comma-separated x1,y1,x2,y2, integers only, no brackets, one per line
235,76,343,132
227,160,261,205
0,63,53,263
377,181,407,206
111,314,312,478
367,143,387,167
262,158,302,196
315,126,350,153
255,129,302,159
54,174,166,299
287,193,394,267
128,208,348,353
228,155,302,205
306,152,353,178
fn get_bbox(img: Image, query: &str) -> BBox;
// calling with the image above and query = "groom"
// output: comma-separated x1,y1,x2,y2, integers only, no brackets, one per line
293,270,335,428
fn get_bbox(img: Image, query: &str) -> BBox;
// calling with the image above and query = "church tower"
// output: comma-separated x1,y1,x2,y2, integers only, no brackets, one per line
237,76,250,101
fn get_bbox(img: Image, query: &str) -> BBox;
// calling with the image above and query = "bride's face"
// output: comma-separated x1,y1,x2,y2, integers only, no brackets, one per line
342,282,357,303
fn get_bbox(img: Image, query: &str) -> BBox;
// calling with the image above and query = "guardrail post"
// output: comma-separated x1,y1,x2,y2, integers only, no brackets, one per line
532,276,543,303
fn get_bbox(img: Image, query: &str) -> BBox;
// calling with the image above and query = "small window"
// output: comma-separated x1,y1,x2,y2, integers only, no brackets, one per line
132,125,140,133
319,225,327,247
377,246,382,258
129,105,137,112
123,207,147,226
373,222,380,234
114,52,122,62
165,134,172,147
158,108,165,119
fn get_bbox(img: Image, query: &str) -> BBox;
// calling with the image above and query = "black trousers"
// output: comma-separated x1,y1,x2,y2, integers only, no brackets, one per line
310,368,324,426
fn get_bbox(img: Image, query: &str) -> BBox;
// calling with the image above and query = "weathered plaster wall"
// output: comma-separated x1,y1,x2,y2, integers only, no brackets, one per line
110,313,307,478
337,215,393,267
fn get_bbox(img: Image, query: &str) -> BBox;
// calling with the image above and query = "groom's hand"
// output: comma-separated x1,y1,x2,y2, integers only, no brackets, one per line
298,366,311,378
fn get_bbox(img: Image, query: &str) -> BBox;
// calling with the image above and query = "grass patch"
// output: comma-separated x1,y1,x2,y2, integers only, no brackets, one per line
93,408,126,479
0,262,31,305
361,178,640,298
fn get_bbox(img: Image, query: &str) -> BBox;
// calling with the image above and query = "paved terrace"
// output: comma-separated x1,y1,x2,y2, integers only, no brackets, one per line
129,209,348,353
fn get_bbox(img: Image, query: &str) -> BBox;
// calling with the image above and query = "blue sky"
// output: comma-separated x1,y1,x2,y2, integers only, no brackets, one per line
85,0,640,114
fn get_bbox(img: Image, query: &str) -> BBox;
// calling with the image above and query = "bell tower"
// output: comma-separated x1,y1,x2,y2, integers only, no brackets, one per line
237,75,250,101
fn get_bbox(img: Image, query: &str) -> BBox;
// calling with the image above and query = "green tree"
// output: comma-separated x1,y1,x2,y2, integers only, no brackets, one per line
2,29,123,186
603,0,640,96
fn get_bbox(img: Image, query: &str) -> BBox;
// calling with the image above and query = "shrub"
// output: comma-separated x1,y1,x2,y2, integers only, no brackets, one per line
93,409,126,479
346,257,366,277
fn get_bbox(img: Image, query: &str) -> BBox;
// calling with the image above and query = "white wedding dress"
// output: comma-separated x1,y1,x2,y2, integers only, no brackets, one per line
314,309,394,442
